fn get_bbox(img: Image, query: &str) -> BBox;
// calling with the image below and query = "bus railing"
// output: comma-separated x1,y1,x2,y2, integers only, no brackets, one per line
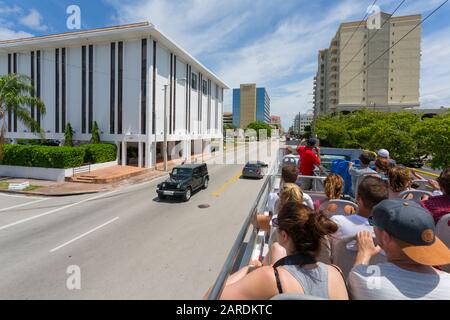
207,150,328,300
207,151,282,300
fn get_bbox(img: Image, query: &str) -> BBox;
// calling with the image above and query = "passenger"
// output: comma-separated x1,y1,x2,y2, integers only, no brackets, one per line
215,202,349,300
377,149,396,168
421,168,450,224
330,176,388,250
266,164,299,214
257,182,313,233
321,173,355,215
388,166,413,199
374,157,389,180
348,151,376,197
292,138,321,191
349,199,450,300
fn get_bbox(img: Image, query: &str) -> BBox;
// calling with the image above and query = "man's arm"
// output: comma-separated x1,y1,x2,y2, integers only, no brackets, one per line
312,147,321,165
287,138,306,152
348,162,361,176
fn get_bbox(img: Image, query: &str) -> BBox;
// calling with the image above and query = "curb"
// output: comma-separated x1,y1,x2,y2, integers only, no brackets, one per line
0,188,105,197
0,172,170,197
409,168,439,178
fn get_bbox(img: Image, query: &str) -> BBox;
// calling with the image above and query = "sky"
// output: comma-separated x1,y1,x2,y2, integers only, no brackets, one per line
1,0,450,129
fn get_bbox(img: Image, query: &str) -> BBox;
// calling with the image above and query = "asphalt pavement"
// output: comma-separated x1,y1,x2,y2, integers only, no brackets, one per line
0,145,278,299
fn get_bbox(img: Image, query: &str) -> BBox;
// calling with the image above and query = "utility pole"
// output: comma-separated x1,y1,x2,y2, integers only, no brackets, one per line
163,84,168,172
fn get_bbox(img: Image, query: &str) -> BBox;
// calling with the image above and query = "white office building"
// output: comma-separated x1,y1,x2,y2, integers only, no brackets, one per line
293,113,314,135
0,22,229,168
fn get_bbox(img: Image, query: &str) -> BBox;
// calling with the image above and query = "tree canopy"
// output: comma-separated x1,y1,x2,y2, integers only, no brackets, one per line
0,73,46,160
246,121,272,139
313,109,449,169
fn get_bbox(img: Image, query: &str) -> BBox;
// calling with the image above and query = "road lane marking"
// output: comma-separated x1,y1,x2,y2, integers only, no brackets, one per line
0,190,118,231
409,168,439,178
50,217,119,253
0,198,48,213
212,171,243,198
0,193,45,199
0,175,171,231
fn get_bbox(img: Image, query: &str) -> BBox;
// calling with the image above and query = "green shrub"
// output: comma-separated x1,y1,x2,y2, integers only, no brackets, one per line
64,123,74,147
1,145,85,168
0,143,117,169
81,144,117,164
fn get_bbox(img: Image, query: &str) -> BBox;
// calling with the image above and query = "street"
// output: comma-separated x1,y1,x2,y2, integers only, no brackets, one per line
0,162,269,299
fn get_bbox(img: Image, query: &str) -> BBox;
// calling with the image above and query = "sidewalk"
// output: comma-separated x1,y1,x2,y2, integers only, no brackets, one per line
0,169,169,197
0,145,254,197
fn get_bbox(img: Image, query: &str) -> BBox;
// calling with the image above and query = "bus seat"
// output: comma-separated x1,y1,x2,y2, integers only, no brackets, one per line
317,237,332,264
399,190,433,203
319,200,359,217
271,293,326,300
411,179,432,191
436,214,450,247
436,214,450,273
333,236,387,279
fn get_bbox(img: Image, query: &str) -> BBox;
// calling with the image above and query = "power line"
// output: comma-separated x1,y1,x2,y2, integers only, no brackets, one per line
340,0,379,54
339,0,449,92
340,0,407,75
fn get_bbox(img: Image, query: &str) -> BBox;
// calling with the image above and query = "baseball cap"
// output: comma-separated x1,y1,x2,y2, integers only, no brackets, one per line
307,138,317,146
371,199,450,266
377,149,390,158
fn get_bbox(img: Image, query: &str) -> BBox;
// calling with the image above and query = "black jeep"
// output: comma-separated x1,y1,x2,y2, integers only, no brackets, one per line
156,163,209,201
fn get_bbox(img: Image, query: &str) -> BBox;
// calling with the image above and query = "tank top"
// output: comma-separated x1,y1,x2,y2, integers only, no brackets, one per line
282,262,329,299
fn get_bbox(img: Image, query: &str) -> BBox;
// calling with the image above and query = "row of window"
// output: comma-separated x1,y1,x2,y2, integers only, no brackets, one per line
190,73,210,96
6,42,222,135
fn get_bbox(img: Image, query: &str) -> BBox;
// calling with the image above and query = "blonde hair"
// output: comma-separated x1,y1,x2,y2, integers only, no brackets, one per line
324,173,344,200
279,183,304,208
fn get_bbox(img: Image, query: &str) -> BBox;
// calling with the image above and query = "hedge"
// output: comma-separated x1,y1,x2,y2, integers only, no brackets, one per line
80,144,117,164
1,145,85,169
1,143,117,169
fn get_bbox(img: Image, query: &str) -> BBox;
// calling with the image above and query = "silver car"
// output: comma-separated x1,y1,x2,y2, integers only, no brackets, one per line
242,161,268,179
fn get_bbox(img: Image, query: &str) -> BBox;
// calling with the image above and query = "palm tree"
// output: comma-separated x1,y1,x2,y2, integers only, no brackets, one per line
0,73,46,160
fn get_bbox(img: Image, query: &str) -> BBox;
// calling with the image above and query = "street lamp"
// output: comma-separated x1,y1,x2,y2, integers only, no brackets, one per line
162,78,187,172
163,84,169,171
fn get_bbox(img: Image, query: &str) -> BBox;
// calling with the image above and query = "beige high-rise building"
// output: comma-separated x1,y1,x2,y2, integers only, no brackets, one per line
239,84,257,128
314,13,421,116
232,84,271,128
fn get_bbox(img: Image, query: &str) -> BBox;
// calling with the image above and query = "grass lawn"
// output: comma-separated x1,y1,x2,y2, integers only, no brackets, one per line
0,182,43,192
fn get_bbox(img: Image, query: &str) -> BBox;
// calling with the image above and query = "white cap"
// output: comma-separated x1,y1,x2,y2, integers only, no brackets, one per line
377,149,390,158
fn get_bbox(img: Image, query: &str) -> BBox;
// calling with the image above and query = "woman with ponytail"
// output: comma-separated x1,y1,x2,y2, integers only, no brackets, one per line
210,202,349,300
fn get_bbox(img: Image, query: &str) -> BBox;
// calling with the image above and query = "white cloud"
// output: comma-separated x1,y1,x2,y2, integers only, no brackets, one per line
108,0,450,128
420,26,450,108
0,4,21,15
0,27,33,40
18,9,48,32
107,0,253,56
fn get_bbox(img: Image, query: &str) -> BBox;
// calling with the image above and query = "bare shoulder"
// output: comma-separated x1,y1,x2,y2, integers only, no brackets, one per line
327,264,344,278
327,264,349,300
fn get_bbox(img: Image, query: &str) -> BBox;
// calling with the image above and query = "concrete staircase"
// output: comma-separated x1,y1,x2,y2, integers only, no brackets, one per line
66,166,148,184
70,175,98,184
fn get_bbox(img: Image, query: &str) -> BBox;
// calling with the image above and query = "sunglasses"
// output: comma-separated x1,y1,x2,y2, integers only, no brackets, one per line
271,217,279,228
368,216,383,230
